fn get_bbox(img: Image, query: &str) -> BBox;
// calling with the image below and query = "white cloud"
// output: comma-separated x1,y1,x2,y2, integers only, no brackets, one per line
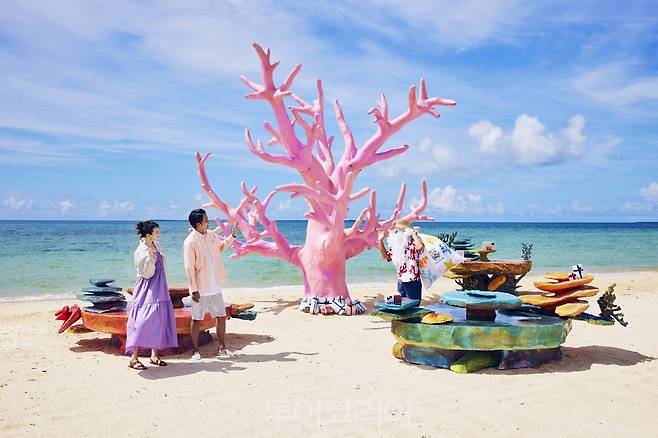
622,183,658,213
573,63,658,107
3,194,34,210
193,193,204,202
423,185,504,215
366,0,529,50
277,198,295,211
418,137,431,153
510,114,561,166
487,202,505,215
561,115,587,156
97,200,135,217
426,185,481,213
59,199,74,213
431,143,460,166
169,202,179,210
468,114,591,167
571,200,593,213
377,137,465,177
468,120,503,153
622,201,653,212
586,136,620,165
640,182,658,203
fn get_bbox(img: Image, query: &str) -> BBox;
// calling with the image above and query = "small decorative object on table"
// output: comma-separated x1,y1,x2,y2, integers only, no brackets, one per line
385,294,402,305
482,241,496,252
569,264,584,280
597,283,628,327
521,242,533,261
374,297,421,312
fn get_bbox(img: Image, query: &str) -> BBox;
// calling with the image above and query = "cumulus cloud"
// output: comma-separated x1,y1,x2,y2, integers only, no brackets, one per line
97,200,135,217
620,183,658,213
3,194,34,210
377,137,465,177
510,114,561,165
423,185,503,215
468,114,589,167
468,120,503,153
640,182,658,203
59,199,74,213
561,115,587,155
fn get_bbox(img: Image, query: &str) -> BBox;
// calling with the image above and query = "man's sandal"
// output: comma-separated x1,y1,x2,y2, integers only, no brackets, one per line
217,348,237,358
149,358,167,366
128,360,147,370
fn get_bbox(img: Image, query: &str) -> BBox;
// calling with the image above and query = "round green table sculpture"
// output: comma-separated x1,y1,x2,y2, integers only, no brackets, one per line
377,300,572,373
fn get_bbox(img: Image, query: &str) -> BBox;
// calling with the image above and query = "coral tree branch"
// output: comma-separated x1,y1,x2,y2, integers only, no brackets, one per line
195,152,299,265
196,43,454,287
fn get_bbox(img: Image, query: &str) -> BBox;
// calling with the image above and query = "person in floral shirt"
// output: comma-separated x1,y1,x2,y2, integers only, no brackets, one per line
378,219,425,300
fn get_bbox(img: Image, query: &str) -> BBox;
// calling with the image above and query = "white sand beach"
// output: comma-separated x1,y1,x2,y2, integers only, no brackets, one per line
1,271,656,437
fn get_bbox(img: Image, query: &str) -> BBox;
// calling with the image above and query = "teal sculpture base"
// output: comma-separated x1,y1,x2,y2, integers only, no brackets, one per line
383,303,571,373
399,346,562,372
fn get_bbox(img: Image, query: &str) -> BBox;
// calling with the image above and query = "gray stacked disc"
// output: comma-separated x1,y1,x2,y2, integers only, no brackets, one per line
78,278,127,313
451,238,479,261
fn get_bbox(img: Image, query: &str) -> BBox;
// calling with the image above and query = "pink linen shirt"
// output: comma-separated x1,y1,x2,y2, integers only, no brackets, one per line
183,229,234,294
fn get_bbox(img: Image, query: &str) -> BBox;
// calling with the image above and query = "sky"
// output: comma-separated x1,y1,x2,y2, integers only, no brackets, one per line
1,0,657,222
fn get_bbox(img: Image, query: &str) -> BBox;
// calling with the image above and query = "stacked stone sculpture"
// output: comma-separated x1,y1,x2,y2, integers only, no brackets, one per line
76,278,126,313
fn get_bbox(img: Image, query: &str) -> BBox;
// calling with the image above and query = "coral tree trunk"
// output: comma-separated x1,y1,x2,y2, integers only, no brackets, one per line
297,218,350,300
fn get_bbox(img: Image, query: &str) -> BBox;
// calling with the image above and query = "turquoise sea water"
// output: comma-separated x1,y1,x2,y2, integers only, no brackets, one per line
1,220,657,299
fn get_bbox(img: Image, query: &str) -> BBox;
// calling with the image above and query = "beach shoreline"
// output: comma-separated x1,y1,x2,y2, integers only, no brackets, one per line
2,269,656,303
1,271,656,437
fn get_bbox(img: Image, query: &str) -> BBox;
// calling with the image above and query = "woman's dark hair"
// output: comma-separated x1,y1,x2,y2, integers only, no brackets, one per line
136,220,159,238
188,208,207,228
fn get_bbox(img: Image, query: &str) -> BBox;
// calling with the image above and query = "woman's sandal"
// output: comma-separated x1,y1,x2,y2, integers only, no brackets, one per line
128,360,147,370
149,358,167,366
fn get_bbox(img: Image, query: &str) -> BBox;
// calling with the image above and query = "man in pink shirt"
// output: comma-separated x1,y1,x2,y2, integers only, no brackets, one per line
184,208,238,360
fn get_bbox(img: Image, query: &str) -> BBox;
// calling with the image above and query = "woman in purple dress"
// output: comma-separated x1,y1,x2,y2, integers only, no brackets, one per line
126,220,178,370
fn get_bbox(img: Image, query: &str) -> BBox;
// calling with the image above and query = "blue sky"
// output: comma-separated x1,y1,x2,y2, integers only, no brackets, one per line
1,0,657,221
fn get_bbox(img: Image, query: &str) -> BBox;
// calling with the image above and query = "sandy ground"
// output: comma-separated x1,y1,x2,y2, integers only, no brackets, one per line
0,271,656,437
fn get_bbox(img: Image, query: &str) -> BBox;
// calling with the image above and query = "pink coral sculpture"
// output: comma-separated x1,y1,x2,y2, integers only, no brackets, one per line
196,43,455,308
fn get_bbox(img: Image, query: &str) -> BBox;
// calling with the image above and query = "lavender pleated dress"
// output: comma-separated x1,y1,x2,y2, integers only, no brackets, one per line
125,251,178,354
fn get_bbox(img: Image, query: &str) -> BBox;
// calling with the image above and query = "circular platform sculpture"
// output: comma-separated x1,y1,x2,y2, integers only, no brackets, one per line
125,286,189,309
81,307,218,356
379,302,571,372
440,290,522,321
81,307,216,335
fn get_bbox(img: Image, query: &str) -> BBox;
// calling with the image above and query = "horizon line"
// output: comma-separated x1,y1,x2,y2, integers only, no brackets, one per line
1,219,656,225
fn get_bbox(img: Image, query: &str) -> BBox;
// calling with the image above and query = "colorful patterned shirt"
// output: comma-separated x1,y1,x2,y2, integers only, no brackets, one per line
387,234,421,282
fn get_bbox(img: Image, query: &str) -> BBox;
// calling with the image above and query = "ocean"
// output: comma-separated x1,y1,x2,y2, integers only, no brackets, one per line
1,220,657,300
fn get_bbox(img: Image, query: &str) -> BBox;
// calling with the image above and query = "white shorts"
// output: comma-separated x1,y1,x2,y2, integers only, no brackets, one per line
191,293,226,320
